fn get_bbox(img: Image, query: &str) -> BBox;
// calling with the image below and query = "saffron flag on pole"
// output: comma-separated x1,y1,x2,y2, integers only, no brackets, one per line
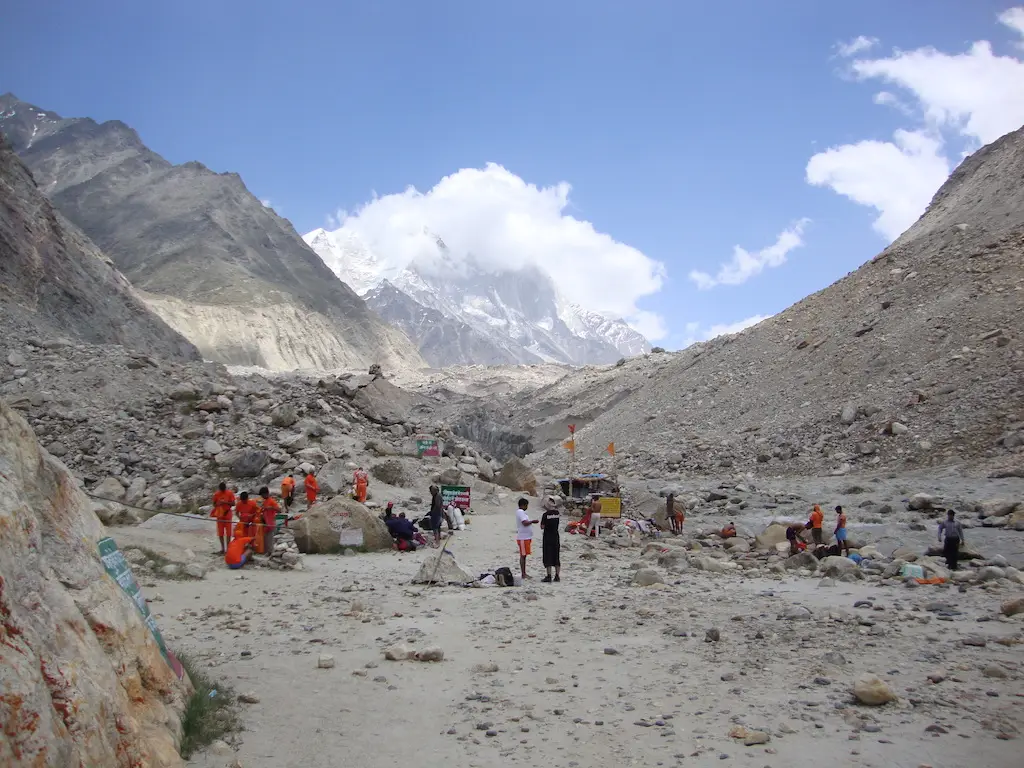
568,424,576,434
606,442,615,456
562,439,576,452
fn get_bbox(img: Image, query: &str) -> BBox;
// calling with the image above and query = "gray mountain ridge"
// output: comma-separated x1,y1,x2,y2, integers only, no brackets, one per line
0,93,425,372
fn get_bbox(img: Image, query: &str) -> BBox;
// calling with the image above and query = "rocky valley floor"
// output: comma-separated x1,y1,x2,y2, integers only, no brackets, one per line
123,485,1024,768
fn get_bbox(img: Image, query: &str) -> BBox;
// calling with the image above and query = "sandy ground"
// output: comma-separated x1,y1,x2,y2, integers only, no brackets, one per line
125,493,1024,768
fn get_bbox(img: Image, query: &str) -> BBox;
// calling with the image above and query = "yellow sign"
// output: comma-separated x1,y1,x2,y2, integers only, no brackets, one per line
598,496,621,518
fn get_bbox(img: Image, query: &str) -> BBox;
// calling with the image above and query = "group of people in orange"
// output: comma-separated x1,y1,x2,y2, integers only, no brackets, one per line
211,469,320,569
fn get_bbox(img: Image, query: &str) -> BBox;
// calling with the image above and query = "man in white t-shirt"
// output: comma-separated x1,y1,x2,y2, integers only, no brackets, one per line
516,498,539,580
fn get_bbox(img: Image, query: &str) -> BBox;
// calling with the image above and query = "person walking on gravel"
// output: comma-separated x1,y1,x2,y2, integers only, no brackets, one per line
540,496,562,583
516,498,539,580
938,509,965,571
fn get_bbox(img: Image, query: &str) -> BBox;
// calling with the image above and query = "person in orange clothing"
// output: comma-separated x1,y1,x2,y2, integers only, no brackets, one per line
281,473,296,510
235,491,260,541
258,486,280,556
225,536,255,570
720,522,737,539
353,467,369,503
305,471,320,506
211,482,236,554
807,504,825,546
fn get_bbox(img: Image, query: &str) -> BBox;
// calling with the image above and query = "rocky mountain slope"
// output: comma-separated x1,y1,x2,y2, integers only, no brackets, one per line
304,226,650,366
454,126,1024,478
0,94,425,373
0,135,199,360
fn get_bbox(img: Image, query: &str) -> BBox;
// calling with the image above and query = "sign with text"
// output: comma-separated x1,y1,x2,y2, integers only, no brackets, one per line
597,496,622,519
339,529,365,548
441,485,471,511
416,437,440,458
98,537,184,679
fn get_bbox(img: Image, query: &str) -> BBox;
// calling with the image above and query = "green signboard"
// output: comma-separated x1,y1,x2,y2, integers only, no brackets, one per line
98,537,184,679
441,485,471,510
416,437,440,457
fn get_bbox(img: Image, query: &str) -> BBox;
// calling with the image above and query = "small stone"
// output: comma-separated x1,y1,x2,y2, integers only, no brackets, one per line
705,628,721,642
317,654,336,669
384,644,415,661
742,730,770,746
604,647,620,656
238,691,260,704
853,674,896,706
415,645,444,662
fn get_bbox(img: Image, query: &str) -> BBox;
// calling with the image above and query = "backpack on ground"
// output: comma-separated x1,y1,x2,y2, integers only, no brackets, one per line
494,567,515,587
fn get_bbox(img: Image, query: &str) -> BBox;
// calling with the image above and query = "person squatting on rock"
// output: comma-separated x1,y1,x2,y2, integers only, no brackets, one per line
211,481,236,554
516,497,539,579
720,521,737,538
281,473,296,510
786,523,807,556
429,484,444,547
938,509,966,571
807,504,824,545
259,486,280,556
305,469,319,506
540,496,561,583
834,505,850,556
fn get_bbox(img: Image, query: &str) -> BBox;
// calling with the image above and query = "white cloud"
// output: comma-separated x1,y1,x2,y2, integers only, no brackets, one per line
809,9,1024,241
999,7,1024,46
676,314,771,349
837,35,878,57
689,219,809,290
329,163,666,334
807,129,950,240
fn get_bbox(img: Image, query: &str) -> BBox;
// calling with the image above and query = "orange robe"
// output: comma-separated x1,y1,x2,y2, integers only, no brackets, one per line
211,489,236,537
305,474,319,504
235,499,260,539
226,536,254,567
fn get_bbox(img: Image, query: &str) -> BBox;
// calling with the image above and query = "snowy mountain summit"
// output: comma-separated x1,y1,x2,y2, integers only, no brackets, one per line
303,227,650,367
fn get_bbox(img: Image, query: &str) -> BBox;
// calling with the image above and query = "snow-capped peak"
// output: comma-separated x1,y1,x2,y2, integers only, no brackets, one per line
303,228,388,296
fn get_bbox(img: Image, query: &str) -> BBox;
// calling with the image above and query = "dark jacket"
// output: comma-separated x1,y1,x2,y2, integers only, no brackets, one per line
429,493,443,520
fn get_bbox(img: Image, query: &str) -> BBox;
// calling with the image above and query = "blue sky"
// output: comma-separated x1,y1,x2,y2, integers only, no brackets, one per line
3,1,1023,347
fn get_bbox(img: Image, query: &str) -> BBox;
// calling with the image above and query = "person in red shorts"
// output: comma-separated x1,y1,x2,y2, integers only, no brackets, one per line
515,497,539,580
211,482,236,554
225,536,254,570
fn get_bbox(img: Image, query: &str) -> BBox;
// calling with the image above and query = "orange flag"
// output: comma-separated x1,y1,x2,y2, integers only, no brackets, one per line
562,439,576,451
606,442,615,456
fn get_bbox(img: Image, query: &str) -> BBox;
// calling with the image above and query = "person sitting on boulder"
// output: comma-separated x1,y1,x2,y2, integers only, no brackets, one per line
353,467,369,503
786,524,807,555
721,522,737,539
225,536,255,570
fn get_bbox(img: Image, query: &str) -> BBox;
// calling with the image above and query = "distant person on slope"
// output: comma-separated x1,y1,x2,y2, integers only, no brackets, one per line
235,491,260,540
428,485,444,547
666,493,677,533
281,474,296,510
938,510,965,571
807,504,825,546
259,486,280,556
353,467,369,503
516,497,539,580
305,471,320,506
540,496,562,583
211,482,236,554
834,505,850,556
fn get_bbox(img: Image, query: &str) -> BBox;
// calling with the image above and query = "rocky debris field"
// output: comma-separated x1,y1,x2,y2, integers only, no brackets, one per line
0,339,529,523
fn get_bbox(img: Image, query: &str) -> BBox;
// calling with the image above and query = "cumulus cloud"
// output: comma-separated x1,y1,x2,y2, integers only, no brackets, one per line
677,314,771,349
688,220,809,290
329,163,666,335
807,130,950,239
836,35,878,57
809,9,1024,241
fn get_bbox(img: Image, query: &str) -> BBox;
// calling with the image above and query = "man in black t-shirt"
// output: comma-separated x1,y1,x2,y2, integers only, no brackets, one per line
540,497,562,583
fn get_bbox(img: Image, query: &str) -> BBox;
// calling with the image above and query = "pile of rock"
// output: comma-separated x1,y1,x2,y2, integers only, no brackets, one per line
265,527,302,570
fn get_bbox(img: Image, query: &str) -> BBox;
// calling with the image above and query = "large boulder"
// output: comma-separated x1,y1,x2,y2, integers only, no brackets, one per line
820,556,862,578
0,402,189,767
977,499,1018,518
371,459,407,487
291,496,392,554
351,378,418,426
270,403,299,428
315,458,351,495
92,476,126,502
215,448,269,478
755,522,791,550
496,457,537,495
413,550,476,584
